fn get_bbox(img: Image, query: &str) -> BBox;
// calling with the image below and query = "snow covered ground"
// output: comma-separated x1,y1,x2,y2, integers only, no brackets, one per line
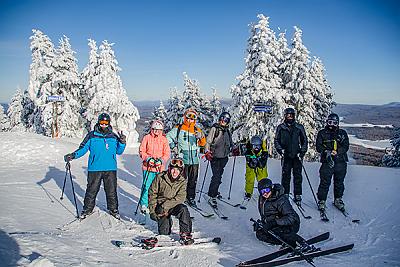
1,132,400,266
348,135,392,150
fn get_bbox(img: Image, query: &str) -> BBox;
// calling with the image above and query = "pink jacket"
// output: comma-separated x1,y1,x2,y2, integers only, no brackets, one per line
139,132,171,172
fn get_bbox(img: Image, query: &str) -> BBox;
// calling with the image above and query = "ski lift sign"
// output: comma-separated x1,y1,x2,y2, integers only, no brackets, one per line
253,102,273,113
47,95,65,102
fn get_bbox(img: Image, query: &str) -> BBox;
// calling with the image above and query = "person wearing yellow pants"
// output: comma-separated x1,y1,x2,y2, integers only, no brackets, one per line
244,136,269,202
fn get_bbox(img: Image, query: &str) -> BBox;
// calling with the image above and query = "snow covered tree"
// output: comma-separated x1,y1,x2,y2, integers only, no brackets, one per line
7,89,25,131
0,105,10,132
53,35,82,137
209,88,222,123
230,14,285,146
309,57,334,131
85,40,140,146
165,87,185,132
382,127,400,167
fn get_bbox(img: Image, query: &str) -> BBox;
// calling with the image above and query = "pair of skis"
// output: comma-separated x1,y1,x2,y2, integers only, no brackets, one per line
112,236,221,250
238,232,354,266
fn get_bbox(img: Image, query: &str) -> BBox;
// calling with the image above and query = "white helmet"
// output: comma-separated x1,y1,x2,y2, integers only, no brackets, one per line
151,120,164,130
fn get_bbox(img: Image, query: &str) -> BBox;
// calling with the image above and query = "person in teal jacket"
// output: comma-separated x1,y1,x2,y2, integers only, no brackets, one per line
64,113,126,219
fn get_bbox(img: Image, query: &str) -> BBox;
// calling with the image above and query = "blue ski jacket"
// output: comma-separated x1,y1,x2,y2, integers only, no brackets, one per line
73,125,126,171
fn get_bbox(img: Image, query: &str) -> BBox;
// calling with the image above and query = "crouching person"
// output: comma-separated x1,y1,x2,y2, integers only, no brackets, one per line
148,158,194,245
253,178,315,252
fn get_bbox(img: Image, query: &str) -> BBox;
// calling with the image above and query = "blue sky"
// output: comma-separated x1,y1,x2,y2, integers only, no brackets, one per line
0,0,399,104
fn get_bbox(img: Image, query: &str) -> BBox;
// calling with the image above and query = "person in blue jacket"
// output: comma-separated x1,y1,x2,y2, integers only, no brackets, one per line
64,113,126,220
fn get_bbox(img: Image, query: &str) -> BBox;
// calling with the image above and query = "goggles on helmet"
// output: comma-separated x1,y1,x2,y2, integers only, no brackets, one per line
327,119,338,126
185,113,197,120
260,187,271,195
252,145,261,151
99,120,109,125
220,117,230,123
170,158,184,168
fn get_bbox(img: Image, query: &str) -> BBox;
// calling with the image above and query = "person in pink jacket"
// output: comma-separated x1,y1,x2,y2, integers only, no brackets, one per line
139,120,171,216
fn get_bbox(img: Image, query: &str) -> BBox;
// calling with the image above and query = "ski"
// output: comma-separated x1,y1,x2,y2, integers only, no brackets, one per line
334,206,360,223
240,198,251,210
237,232,330,266
187,204,214,218
289,197,311,219
216,195,241,207
112,237,221,250
203,195,228,219
241,243,354,266
320,210,330,222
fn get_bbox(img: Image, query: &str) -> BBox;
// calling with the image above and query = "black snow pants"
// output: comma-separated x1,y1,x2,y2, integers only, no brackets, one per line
184,164,199,200
83,171,118,213
256,223,304,247
317,161,347,201
281,157,303,196
157,204,192,235
207,157,229,198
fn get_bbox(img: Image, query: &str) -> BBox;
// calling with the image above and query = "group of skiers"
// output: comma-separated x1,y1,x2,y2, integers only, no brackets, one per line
63,106,349,249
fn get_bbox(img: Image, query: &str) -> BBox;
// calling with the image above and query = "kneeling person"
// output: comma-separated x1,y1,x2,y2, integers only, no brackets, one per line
148,158,194,245
254,178,314,252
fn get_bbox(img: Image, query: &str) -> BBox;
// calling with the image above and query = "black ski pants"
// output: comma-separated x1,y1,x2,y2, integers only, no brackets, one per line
281,157,303,196
256,223,303,247
83,171,118,213
157,204,192,235
207,157,229,198
184,164,199,200
317,161,347,201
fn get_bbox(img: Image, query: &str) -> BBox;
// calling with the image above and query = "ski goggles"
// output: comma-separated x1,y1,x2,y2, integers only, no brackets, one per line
220,117,230,123
252,145,261,151
99,120,109,125
185,113,197,120
170,158,184,168
260,187,271,195
327,119,338,126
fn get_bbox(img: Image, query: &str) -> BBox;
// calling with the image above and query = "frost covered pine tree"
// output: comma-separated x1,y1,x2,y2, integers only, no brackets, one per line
7,89,25,131
309,57,334,131
382,127,400,167
209,88,222,123
0,105,10,132
53,35,82,137
165,87,185,132
85,40,140,146
27,29,57,136
230,14,285,146
282,26,318,159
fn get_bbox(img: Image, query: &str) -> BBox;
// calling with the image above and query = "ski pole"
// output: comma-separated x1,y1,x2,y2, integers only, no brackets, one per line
301,161,319,208
66,162,79,218
197,160,209,203
135,163,152,215
250,218,316,267
60,163,69,200
227,156,236,200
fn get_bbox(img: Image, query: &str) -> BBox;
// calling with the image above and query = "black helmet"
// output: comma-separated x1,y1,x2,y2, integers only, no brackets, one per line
98,113,111,124
327,113,339,122
218,111,231,123
284,107,296,116
258,178,273,194
326,113,339,130
250,136,262,146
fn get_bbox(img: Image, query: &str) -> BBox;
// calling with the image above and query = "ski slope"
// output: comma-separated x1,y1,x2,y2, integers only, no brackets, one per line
0,132,399,266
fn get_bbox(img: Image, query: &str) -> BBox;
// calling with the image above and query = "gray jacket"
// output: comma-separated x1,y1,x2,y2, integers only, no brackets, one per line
205,123,232,159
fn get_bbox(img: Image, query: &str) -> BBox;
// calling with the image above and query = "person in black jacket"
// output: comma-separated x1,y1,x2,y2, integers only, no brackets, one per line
253,178,314,251
274,108,308,205
316,113,349,212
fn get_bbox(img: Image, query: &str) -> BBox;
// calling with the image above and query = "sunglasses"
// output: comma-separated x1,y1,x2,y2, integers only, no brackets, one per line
99,120,109,125
186,113,197,120
260,187,271,195
327,119,338,126
170,158,184,168
220,117,230,123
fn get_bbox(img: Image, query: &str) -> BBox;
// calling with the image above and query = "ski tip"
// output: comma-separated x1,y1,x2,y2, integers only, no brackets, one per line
221,216,229,220
233,204,241,207
111,240,122,247
305,216,312,219
239,206,247,210
352,219,360,223
212,237,222,244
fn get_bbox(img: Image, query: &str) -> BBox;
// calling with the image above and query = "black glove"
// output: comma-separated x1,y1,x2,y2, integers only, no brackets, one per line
253,219,263,232
246,156,258,169
150,213,159,221
262,219,277,231
155,204,165,215
64,153,75,162
118,131,126,144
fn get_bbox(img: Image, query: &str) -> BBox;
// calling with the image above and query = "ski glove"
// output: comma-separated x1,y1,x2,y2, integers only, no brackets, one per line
231,145,240,156
204,151,213,161
246,156,258,169
325,151,335,168
147,158,157,168
154,158,162,168
253,219,263,232
262,219,277,231
64,153,75,162
118,131,126,144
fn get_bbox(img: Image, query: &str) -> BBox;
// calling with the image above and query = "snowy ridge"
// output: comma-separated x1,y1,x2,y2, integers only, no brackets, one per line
0,132,400,266
341,122,394,128
348,135,392,150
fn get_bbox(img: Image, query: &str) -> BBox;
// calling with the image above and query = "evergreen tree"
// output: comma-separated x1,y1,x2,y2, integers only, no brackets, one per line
0,105,10,132
209,88,222,123
230,14,284,146
165,87,184,132
53,35,82,137
382,127,400,167
85,40,140,145
7,89,25,131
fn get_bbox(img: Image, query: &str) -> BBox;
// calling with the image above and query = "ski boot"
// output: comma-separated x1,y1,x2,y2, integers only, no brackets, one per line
141,237,158,249
318,200,326,211
186,198,198,208
208,197,217,208
79,209,93,220
294,195,302,206
109,209,121,220
334,198,345,211
179,232,194,245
